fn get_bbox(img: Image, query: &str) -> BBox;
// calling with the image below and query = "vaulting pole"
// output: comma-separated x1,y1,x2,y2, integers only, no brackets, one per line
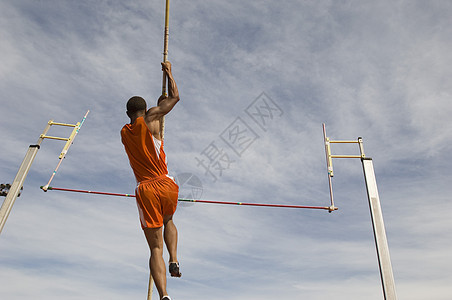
160,0,170,140
148,2,171,297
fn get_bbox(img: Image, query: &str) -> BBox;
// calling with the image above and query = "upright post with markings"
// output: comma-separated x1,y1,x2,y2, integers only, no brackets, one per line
323,124,397,300
0,123,51,234
362,157,397,299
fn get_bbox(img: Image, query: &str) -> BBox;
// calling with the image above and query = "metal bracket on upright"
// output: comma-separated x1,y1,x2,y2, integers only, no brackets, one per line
322,123,397,300
40,120,80,159
0,111,89,235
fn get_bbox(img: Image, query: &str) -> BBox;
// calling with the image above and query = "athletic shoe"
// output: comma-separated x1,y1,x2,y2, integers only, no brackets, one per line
162,296,171,300
169,262,181,277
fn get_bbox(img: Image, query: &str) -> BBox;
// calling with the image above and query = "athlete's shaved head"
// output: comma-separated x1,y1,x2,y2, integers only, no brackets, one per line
126,96,147,114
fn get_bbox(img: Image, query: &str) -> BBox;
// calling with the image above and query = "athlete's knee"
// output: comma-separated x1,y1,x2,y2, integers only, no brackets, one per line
163,214,174,225
144,227,164,249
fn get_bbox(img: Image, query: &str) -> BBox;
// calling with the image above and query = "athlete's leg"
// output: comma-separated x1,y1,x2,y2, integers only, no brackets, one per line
144,226,167,299
163,214,178,263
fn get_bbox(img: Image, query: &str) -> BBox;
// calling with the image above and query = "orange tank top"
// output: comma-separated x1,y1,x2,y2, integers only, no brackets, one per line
121,117,168,183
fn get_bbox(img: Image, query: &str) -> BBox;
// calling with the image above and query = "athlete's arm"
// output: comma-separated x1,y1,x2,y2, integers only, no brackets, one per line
145,61,180,122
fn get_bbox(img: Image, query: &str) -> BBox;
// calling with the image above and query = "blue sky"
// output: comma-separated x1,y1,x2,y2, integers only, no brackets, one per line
1,1,451,299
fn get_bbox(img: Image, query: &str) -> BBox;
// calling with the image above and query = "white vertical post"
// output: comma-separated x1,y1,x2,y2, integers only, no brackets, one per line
0,122,52,234
0,146,39,233
362,158,397,300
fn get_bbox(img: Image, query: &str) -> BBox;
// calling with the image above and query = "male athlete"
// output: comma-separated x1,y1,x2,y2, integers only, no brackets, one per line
121,61,181,300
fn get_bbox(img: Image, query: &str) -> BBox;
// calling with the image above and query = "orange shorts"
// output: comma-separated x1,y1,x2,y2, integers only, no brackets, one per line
135,175,179,229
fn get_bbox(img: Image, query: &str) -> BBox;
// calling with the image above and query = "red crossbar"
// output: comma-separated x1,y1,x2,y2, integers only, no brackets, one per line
41,186,337,211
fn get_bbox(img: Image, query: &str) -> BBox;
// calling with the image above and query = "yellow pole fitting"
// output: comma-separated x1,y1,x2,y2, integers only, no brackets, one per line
358,137,365,158
40,135,70,141
325,137,334,177
328,206,339,213
49,121,77,127
329,140,361,144
58,122,80,159
330,155,363,159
